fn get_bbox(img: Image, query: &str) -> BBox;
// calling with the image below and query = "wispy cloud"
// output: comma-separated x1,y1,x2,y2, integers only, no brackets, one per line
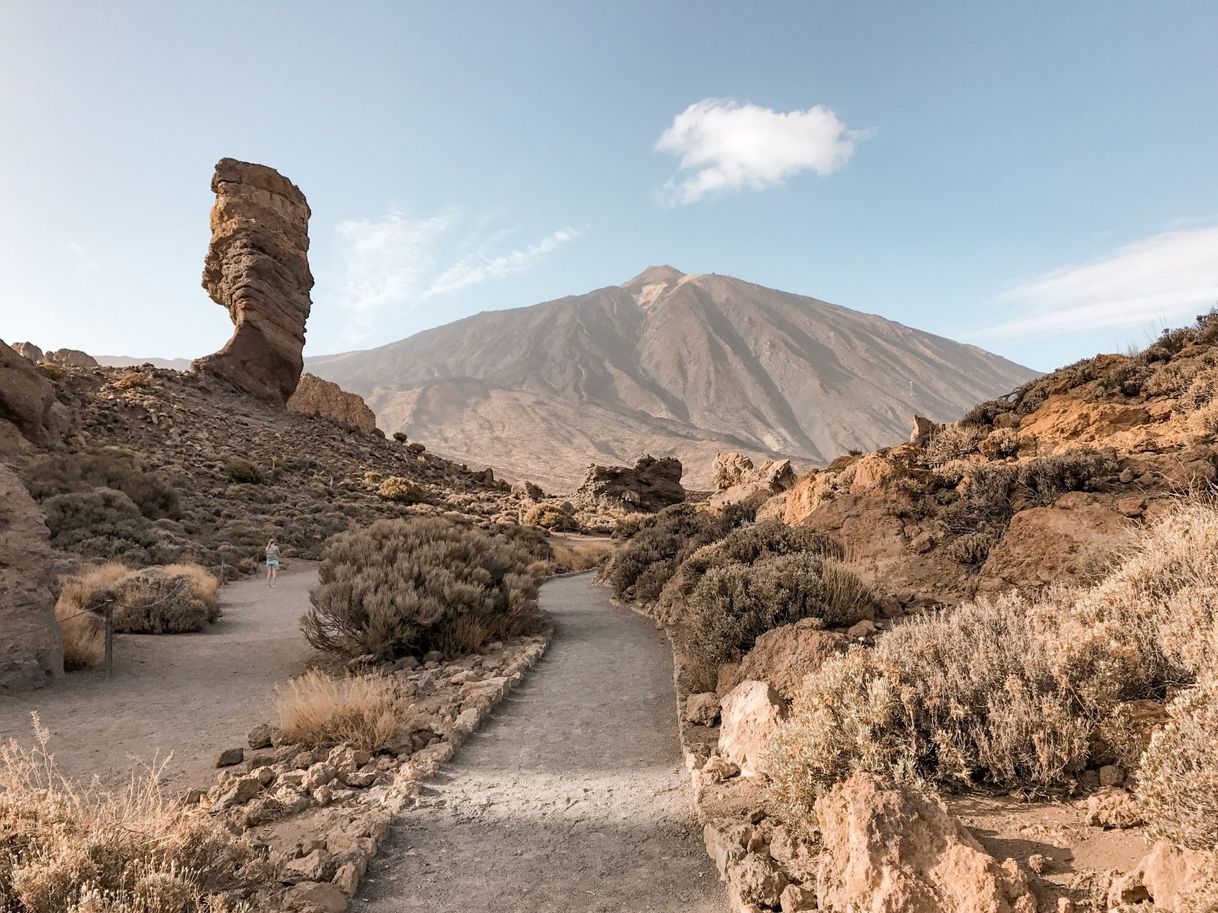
975,226,1218,340
655,98,869,205
331,210,583,346
426,226,582,296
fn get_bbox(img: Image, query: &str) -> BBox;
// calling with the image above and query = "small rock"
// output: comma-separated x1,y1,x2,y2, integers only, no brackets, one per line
684,692,721,726
212,775,262,811
1078,769,1101,790
1027,853,1048,874
304,762,337,790
285,881,349,913
779,883,816,912
282,849,332,883
247,723,274,750
1098,764,1125,787
215,747,244,768
846,619,877,639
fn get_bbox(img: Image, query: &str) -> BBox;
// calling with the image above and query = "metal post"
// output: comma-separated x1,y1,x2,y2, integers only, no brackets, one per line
104,601,114,680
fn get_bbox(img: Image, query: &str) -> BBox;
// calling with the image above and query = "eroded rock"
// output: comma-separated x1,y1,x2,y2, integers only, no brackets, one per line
288,373,378,433
0,339,70,448
732,619,845,701
574,455,685,513
193,158,314,405
718,680,786,777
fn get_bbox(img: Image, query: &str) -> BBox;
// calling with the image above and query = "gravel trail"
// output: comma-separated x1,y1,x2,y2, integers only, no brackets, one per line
354,572,725,913
0,563,321,790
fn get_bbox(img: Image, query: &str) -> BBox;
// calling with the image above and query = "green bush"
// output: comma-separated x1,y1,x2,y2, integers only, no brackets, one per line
376,476,422,503
491,522,555,564
302,517,542,660
222,460,262,484
686,552,870,682
40,488,179,564
24,448,179,519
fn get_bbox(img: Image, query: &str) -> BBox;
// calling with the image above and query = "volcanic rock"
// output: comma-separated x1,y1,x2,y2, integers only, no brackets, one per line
718,680,786,777
288,373,378,433
0,466,63,690
11,341,43,362
193,158,313,405
0,339,70,449
574,455,685,513
44,348,98,368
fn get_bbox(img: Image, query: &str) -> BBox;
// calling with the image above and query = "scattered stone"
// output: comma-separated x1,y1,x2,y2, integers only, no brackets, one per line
699,754,740,784
1097,763,1125,787
845,619,877,640
718,680,787,777
1027,853,1048,874
779,883,816,912
285,881,349,913
216,747,245,767
212,775,262,812
248,723,274,749
684,692,721,726
1082,787,1144,829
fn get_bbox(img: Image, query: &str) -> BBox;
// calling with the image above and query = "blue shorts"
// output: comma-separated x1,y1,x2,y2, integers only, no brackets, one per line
267,559,279,568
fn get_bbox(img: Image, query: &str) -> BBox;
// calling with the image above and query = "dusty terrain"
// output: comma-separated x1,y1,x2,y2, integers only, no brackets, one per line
0,562,320,790
308,266,1034,489
353,573,725,912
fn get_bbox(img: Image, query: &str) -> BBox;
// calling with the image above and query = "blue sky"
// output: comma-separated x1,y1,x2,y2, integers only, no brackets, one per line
1,1,1216,371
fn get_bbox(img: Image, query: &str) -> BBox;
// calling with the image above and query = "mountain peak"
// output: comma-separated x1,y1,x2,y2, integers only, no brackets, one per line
621,265,688,307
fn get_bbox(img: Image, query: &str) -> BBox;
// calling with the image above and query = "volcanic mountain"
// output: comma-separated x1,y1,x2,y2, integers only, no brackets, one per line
308,266,1036,490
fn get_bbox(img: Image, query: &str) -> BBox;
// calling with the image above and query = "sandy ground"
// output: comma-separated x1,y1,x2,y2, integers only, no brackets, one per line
354,573,726,913
0,562,321,790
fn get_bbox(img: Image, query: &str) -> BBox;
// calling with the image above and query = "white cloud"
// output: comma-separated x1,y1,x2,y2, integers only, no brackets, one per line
331,210,582,346
656,98,868,205
426,226,582,296
976,226,1218,340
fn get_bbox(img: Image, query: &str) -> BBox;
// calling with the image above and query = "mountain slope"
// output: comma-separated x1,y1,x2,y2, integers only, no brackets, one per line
308,267,1036,489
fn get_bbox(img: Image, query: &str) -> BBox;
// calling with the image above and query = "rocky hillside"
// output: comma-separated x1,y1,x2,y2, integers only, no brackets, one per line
308,266,1036,490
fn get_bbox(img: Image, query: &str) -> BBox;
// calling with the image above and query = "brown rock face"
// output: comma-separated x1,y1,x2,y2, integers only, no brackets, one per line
287,373,378,433
718,680,787,777
44,348,98,368
574,455,685,512
730,619,846,701
709,452,797,508
0,466,63,690
11,341,43,362
815,772,1038,913
193,158,313,405
0,339,70,448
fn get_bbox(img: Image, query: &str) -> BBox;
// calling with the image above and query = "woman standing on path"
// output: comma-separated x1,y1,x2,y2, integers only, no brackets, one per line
265,539,281,588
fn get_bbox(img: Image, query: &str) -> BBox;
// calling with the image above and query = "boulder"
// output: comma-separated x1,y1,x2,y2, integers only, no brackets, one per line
709,454,797,508
733,619,845,701
683,692,721,726
193,158,314,405
44,348,98,368
718,680,786,777
977,496,1130,594
714,452,757,490
511,480,545,501
0,339,70,447
0,466,63,690
815,772,1038,913
1109,840,1218,910
11,341,43,362
911,414,940,446
574,454,685,513
287,373,378,432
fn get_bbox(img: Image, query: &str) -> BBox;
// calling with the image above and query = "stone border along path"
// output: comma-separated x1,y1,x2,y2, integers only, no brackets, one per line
0,561,324,790
351,572,727,913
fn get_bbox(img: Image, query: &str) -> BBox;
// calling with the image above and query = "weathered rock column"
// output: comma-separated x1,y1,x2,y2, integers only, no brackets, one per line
0,466,63,690
193,158,314,404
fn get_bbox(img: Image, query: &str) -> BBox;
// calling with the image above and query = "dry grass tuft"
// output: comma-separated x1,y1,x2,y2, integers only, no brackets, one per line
551,540,615,572
274,669,406,751
0,716,257,913
56,562,223,641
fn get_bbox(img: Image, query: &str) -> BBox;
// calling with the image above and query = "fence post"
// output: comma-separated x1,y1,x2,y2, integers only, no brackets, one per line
104,601,114,680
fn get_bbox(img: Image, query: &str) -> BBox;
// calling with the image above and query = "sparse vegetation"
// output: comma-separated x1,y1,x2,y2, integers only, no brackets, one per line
221,460,262,484
274,669,406,752
0,718,259,913
56,563,221,636
551,539,615,572
302,517,542,660
522,502,578,531
924,423,985,466
376,475,422,503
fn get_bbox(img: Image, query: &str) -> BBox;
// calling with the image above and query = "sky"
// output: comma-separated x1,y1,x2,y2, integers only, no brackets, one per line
1,2,1216,372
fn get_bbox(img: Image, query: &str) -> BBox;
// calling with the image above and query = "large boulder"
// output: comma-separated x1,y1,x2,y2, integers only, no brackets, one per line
977,493,1130,594
718,680,787,777
0,466,63,690
11,341,43,362
815,772,1038,913
0,339,70,448
709,452,796,508
44,348,98,368
574,454,685,513
193,158,314,405
287,373,378,433
731,619,846,701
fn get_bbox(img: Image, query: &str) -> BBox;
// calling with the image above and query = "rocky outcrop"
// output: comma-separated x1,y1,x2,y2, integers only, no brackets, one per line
574,455,685,512
11,341,43,362
726,619,845,701
0,466,63,690
718,680,786,777
44,348,98,368
815,772,1038,913
1109,840,1218,910
287,373,378,433
709,452,797,508
910,414,939,446
193,158,313,405
0,339,69,450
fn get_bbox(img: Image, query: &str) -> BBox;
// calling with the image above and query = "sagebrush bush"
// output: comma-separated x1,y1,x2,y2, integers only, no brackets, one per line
769,497,1218,816
376,476,422,503
221,460,262,484
275,669,406,752
491,522,554,564
925,424,985,466
0,719,259,913
57,563,221,636
522,503,577,531
23,448,179,519
302,517,541,660
685,553,871,686
40,488,180,565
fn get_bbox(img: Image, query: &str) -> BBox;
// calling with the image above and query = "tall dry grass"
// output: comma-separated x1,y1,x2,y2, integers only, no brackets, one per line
55,563,222,641
0,716,257,913
551,540,615,572
274,669,406,752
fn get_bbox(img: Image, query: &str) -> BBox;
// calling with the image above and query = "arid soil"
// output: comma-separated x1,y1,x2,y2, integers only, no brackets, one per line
0,563,321,790
353,573,725,912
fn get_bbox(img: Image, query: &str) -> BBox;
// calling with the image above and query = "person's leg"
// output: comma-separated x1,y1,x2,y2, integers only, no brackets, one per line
266,562,271,587
271,565,278,587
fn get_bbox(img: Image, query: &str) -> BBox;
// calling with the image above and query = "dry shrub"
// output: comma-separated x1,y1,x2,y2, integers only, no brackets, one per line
221,461,261,485
302,517,541,660
522,503,577,531
376,476,422,503
0,718,258,913
769,497,1218,817
925,423,985,466
274,669,405,752
54,597,106,671
1137,677,1218,852
56,563,221,637
23,448,179,520
551,540,615,572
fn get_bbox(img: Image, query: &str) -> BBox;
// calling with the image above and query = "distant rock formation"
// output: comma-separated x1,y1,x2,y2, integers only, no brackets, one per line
0,466,63,690
288,373,378,433
0,340,70,451
45,348,99,368
574,455,685,513
193,158,314,405
12,341,43,362
709,452,796,508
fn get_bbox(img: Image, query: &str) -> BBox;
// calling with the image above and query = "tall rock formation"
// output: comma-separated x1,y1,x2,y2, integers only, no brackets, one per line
193,158,313,404
287,373,379,433
0,466,63,690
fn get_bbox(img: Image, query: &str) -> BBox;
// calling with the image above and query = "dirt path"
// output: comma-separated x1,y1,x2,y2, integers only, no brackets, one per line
0,563,321,790
354,573,725,913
